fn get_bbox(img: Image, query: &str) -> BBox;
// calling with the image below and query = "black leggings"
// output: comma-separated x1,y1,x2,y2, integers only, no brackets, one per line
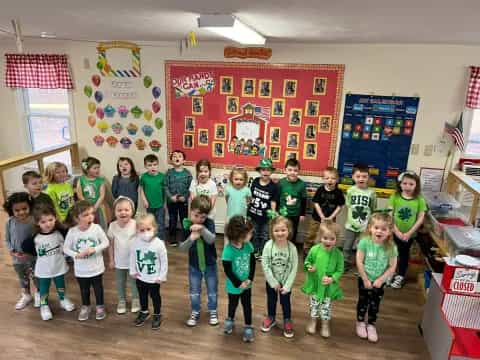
228,288,252,325
287,216,301,245
356,277,384,325
76,274,104,306
394,235,415,277
136,279,161,315
266,282,291,320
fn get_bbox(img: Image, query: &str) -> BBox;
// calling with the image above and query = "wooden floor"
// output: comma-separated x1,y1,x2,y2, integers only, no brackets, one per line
0,230,429,359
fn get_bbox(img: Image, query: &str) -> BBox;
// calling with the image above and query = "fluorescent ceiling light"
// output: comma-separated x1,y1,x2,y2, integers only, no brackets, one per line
198,14,266,45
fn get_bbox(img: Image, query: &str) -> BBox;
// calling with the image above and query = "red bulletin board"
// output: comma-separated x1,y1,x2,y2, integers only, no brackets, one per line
165,61,344,176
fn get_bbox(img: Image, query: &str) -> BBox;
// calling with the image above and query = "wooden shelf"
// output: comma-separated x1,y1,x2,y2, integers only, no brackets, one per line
429,231,450,257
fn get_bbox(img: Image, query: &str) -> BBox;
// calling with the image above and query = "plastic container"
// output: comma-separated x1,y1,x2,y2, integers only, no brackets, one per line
444,226,480,258
427,211,468,238
423,191,461,215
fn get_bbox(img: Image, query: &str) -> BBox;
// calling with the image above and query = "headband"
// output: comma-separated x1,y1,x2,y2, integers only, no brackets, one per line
113,196,135,211
267,206,288,220
397,170,417,182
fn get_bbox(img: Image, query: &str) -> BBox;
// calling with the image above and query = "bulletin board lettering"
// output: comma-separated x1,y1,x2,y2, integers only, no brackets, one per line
337,94,420,188
166,61,344,176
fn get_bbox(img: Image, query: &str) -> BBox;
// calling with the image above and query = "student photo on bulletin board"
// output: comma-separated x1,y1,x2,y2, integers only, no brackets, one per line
184,134,194,149
212,142,225,157
220,76,233,95
242,78,256,97
305,124,317,140
283,79,297,97
226,96,239,114
318,115,332,133
270,127,281,144
286,151,298,161
272,99,286,117
215,124,226,140
198,129,209,146
287,132,299,149
289,109,302,127
313,77,327,95
305,100,320,117
259,79,272,98
185,116,195,133
192,96,204,115
303,142,317,160
269,145,281,162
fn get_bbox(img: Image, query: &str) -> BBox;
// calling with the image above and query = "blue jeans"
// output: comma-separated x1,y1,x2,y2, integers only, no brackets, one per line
147,207,165,240
189,264,218,313
252,219,269,254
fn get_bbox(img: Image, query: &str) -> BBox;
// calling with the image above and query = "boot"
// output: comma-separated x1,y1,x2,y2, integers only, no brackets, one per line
305,317,317,335
321,319,330,338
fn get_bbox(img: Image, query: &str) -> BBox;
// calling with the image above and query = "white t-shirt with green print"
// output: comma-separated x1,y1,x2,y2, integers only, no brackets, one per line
345,186,377,232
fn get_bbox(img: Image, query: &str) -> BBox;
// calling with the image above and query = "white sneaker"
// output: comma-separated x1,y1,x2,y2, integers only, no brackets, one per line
60,298,75,312
15,293,32,310
186,311,200,327
117,300,127,314
391,275,405,289
78,306,91,321
40,305,53,321
34,292,41,308
131,299,141,313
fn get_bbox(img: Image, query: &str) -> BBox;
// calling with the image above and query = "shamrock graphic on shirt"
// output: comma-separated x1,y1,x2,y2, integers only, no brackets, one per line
136,250,158,275
398,206,412,222
234,253,250,279
286,195,297,206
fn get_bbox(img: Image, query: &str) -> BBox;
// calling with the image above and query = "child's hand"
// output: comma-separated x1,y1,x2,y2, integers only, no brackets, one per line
322,276,333,285
190,224,203,232
307,265,316,272
240,280,251,289
178,195,186,203
280,287,289,295
299,216,305,222
363,278,373,289
170,195,178,203
12,251,27,261
155,279,164,284
132,273,140,279
273,284,282,292
373,279,383,288
190,231,200,241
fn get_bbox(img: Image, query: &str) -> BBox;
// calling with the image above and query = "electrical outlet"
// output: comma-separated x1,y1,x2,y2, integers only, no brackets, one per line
424,144,433,156
83,58,90,69
410,144,419,155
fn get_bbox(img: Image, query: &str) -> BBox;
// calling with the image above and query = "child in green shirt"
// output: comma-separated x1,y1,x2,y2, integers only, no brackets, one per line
44,162,74,223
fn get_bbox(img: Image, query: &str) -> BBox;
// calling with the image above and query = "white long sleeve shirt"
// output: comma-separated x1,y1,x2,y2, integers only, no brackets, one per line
129,236,168,284
64,224,109,277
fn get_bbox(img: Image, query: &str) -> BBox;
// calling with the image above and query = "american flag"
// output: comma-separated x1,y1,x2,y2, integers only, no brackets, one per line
444,114,465,152
255,106,271,120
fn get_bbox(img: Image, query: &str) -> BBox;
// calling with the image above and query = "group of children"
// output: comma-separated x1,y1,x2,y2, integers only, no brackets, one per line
4,152,426,344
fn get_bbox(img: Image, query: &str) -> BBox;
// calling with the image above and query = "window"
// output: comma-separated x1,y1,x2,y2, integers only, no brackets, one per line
465,109,480,156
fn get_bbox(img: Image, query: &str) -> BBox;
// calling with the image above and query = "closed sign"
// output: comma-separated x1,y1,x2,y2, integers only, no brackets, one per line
450,268,480,294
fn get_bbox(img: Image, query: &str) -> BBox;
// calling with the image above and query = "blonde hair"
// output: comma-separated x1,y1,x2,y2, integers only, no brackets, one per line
229,167,248,186
318,220,340,243
323,166,339,179
367,212,395,252
44,162,68,184
269,216,293,241
136,213,158,234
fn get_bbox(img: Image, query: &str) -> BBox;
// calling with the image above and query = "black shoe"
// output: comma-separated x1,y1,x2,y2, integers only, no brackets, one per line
134,311,150,327
152,314,162,330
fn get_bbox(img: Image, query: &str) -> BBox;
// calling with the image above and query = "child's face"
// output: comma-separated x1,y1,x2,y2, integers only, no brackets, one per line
118,160,132,176
400,177,417,195
25,177,42,195
232,173,246,189
137,221,155,240
323,171,338,188
272,222,289,242
198,166,210,182
12,202,30,221
352,170,369,188
54,166,67,183
190,209,208,225
259,168,272,179
38,214,56,233
369,220,391,244
285,165,299,182
115,201,133,223
171,152,185,167
145,161,159,175
87,164,101,177
320,231,337,250
76,207,95,228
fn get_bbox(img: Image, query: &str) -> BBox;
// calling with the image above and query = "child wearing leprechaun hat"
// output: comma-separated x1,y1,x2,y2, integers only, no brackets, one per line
247,158,279,259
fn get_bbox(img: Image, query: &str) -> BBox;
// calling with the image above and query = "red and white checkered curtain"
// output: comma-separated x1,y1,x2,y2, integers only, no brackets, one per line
466,66,480,109
4,54,74,89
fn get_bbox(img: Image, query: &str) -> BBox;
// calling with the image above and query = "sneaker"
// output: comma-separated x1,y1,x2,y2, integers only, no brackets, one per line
96,305,106,320
186,311,200,327
78,306,91,321
131,299,141,313
117,300,127,314
261,317,277,332
243,325,255,342
135,311,150,327
60,298,75,312
15,293,33,310
320,319,330,338
305,318,317,335
208,310,219,326
34,292,41,308
152,314,162,330
391,275,405,289
169,242,178,247
40,305,53,321
356,321,368,339
224,318,235,334
283,320,294,338
366,324,378,342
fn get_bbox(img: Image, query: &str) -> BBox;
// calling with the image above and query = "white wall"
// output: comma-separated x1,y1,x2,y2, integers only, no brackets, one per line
0,38,476,227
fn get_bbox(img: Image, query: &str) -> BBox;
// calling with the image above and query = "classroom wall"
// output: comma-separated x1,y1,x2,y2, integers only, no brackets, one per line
0,38,476,228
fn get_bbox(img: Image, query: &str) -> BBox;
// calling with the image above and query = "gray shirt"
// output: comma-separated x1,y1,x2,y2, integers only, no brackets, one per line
5,217,34,264
112,175,139,209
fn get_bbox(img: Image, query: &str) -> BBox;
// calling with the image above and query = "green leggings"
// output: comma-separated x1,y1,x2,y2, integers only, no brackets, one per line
115,269,138,301
38,275,66,306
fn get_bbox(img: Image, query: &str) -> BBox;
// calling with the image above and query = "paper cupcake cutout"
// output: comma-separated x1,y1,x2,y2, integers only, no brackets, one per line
149,140,161,152
131,106,143,119
120,137,132,149
118,105,129,118
93,135,105,146
104,104,115,118
106,136,118,148
111,122,123,134
126,123,138,135
142,125,154,137
135,138,146,150
143,110,152,121
97,120,109,133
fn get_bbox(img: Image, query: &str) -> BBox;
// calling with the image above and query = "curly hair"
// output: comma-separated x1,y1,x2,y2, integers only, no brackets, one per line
225,215,253,245
3,192,33,217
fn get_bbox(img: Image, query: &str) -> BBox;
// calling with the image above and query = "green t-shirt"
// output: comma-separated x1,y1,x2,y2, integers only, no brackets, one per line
79,176,105,205
279,178,307,216
140,172,165,209
222,241,254,294
345,186,377,232
357,237,398,281
225,184,252,219
388,193,427,234
45,182,74,221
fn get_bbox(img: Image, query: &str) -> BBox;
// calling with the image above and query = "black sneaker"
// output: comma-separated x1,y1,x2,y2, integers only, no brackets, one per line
152,314,162,330
134,311,150,327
